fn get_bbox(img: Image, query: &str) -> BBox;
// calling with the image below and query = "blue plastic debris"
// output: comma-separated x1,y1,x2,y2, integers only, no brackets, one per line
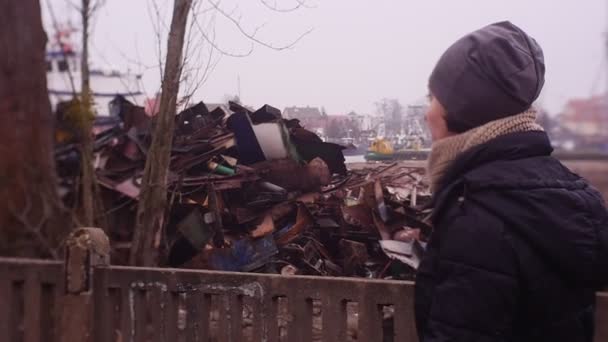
208,235,278,272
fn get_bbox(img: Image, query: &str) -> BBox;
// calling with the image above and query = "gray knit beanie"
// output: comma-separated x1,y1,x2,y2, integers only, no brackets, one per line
429,21,545,133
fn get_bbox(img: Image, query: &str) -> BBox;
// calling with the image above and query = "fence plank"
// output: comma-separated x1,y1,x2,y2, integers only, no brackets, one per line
120,285,133,342
229,295,243,342
0,277,11,342
24,272,41,342
53,281,63,342
94,270,113,342
40,284,57,342
321,296,346,342
148,285,165,342
289,294,313,342
165,276,180,342
200,293,211,342
393,289,417,342
595,293,608,342
134,289,147,341
176,294,188,342
264,296,280,342
186,291,202,342
216,295,229,342
357,296,382,342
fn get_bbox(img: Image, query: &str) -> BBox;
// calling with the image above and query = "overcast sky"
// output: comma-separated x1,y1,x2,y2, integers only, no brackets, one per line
44,0,606,115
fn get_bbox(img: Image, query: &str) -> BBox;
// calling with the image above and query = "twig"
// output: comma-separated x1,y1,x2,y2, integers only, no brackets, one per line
146,0,167,81
97,197,134,218
9,192,59,260
192,11,254,58
209,0,313,51
260,0,315,13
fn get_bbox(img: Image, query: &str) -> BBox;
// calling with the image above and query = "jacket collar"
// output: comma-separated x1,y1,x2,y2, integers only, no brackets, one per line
428,131,553,214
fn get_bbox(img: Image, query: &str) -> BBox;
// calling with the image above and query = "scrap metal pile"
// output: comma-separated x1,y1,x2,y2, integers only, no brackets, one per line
55,97,432,280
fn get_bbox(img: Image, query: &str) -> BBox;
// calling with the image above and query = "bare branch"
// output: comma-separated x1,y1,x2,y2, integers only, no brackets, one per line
192,12,254,57
98,197,134,218
209,0,313,51
89,0,106,15
180,0,204,107
66,0,81,12
146,0,167,81
251,21,268,37
260,0,316,13
9,190,59,260
115,47,162,71
177,0,314,108
180,3,225,107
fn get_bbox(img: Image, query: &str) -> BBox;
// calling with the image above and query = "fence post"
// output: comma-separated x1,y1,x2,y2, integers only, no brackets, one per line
59,228,110,342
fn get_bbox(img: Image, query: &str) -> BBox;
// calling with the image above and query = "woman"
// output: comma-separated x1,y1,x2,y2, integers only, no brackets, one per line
415,21,608,342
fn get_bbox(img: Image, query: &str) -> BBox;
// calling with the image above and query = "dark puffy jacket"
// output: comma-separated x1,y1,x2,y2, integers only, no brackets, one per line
415,131,608,342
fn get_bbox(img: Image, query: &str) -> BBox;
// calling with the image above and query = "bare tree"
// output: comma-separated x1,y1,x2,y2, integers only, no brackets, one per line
130,0,314,266
130,0,194,266
0,0,69,258
179,0,314,103
56,0,106,227
375,98,405,137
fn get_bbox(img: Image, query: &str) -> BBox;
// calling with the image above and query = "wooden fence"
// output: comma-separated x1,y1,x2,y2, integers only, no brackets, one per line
0,228,606,342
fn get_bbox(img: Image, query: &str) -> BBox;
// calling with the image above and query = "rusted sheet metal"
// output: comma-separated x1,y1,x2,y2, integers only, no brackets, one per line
57,95,436,280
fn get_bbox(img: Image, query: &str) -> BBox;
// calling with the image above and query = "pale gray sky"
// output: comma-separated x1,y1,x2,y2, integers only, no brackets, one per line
44,0,606,115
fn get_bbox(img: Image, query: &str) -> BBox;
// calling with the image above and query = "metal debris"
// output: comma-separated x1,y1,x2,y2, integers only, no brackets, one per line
54,98,431,280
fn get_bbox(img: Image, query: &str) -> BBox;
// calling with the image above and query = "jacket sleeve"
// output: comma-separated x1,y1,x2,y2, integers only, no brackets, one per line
420,206,520,342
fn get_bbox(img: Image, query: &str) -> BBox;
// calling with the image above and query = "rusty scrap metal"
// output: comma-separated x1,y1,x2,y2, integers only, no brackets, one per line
54,98,431,280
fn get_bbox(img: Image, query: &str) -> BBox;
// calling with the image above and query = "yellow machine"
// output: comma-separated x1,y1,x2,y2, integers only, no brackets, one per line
366,137,430,161
369,138,394,155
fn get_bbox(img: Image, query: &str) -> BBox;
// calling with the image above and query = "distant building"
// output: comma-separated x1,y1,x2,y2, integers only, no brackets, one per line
324,114,365,141
347,111,366,130
560,95,608,138
375,99,405,137
283,106,326,133
283,106,323,120
405,104,430,141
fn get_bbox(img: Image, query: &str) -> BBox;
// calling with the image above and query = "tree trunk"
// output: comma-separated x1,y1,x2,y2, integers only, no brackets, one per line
79,0,97,227
130,0,193,266
81,0,90,95
0,0,69,258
